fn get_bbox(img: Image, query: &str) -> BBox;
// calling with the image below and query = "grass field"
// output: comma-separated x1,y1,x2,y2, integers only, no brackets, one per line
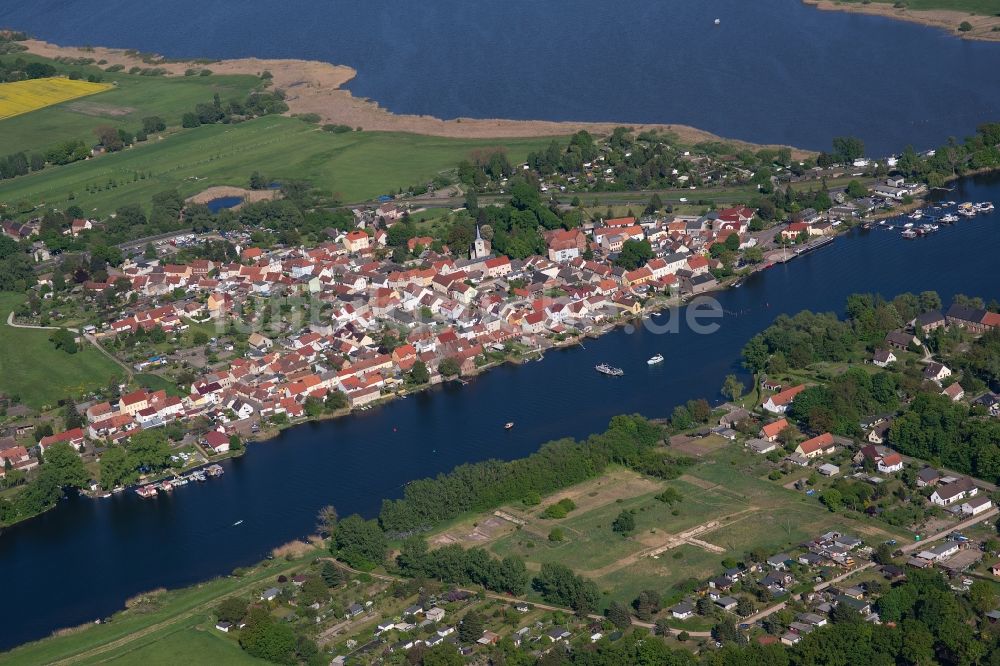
0,293,121,408
0,115,559,214
439,445,909,609
0,77,113,121
0,552,315,665
0,53,261,155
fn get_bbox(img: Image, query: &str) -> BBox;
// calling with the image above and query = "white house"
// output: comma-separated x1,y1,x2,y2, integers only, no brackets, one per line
961,496,993,516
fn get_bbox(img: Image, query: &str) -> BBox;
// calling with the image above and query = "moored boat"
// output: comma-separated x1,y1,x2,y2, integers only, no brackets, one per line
647,354,664,365
136,485,157,499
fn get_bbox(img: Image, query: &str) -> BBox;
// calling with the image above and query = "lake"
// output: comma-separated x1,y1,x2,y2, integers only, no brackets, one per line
1,173,998,649
1,0,1000,154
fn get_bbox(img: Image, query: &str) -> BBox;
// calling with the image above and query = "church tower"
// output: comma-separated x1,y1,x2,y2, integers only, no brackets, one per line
470,224,491,260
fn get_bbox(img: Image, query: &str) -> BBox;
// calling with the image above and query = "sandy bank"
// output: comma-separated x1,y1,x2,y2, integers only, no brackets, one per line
185,186,278,206
803,0,1000,41
21,38,811,158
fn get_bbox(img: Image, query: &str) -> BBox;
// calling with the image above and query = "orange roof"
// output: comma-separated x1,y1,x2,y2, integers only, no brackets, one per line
799,432,834,454
761,419,788,438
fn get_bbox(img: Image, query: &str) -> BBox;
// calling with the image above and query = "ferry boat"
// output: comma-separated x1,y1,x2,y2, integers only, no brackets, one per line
136,485,158,499
504,422,514,430
647,354,664,365
595,363,624,377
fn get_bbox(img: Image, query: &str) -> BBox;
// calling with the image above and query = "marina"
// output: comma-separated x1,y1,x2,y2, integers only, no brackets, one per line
133,464,224,499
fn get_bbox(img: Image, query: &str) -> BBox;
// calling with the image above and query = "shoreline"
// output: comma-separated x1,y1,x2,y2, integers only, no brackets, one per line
802,0,1000,41
17,37,810,157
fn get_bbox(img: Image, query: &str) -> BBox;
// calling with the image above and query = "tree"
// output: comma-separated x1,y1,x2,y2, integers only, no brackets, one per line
846,179,868,199
324,389,348,411
959,21,973,32
721,374,744,401
216,596,248,623
408,359,430,385
968,580,996,613
612,509,636,535
127,429,173,473
458,609,484,642
40,442,88,489
736,597,754,617
332,514,386,569
99,446,134,489
832,136,865,163
606,601,632,628
316,504,338,536
633,590,661,621
423,643,464,666
320,560,344,587
614,239,654,270
49,328,79,354
438,357,461,377
239,608,296,664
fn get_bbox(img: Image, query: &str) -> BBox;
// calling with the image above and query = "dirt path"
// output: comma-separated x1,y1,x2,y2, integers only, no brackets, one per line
20,38,809,155
584,507,758,578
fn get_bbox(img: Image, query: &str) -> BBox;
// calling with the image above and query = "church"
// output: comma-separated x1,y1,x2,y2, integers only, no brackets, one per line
470,225,491,260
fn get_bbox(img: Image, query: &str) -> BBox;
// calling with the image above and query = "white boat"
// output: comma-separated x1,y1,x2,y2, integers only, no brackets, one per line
595,363,624,376
504,422,514,430
909,209,923,219
902,222,914,228
941,213,959,223
647,354,664,365
233,519,244,526
714,18,721,25
976,201,994,212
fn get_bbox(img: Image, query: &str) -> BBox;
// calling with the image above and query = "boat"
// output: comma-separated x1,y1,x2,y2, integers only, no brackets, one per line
159,480,173,492
206,464,224,477
647,354,664,365
902,222,914,228
595,363,624,376
909,209,923,219
901,229,918,239
958,202,977,217
976,201,995,212
504,422,514,430
941,213,959,224
233,520,244,526
714,18,721,25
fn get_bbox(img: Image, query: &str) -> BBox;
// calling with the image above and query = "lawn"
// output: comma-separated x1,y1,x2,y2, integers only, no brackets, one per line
0,115,560,215
0,77,112,121
98,615,266,665
0,292,121,409
475,443,910,609
0,53,261,154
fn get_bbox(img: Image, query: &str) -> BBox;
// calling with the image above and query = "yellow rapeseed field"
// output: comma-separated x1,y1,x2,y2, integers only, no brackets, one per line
0,77,113,120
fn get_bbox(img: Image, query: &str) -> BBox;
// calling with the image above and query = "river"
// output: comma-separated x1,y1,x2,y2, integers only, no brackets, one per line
0,173,998,648
2,0,1000,154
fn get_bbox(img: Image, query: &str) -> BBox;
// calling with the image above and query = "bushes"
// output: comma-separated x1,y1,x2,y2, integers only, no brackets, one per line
541,498,576,519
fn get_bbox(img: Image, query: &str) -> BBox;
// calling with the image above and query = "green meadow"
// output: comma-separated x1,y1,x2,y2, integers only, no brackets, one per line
0,115,559,215
0,293,121,409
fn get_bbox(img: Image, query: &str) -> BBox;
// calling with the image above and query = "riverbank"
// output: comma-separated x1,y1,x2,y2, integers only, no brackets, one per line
17,37,808,156
803,0,1000,41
